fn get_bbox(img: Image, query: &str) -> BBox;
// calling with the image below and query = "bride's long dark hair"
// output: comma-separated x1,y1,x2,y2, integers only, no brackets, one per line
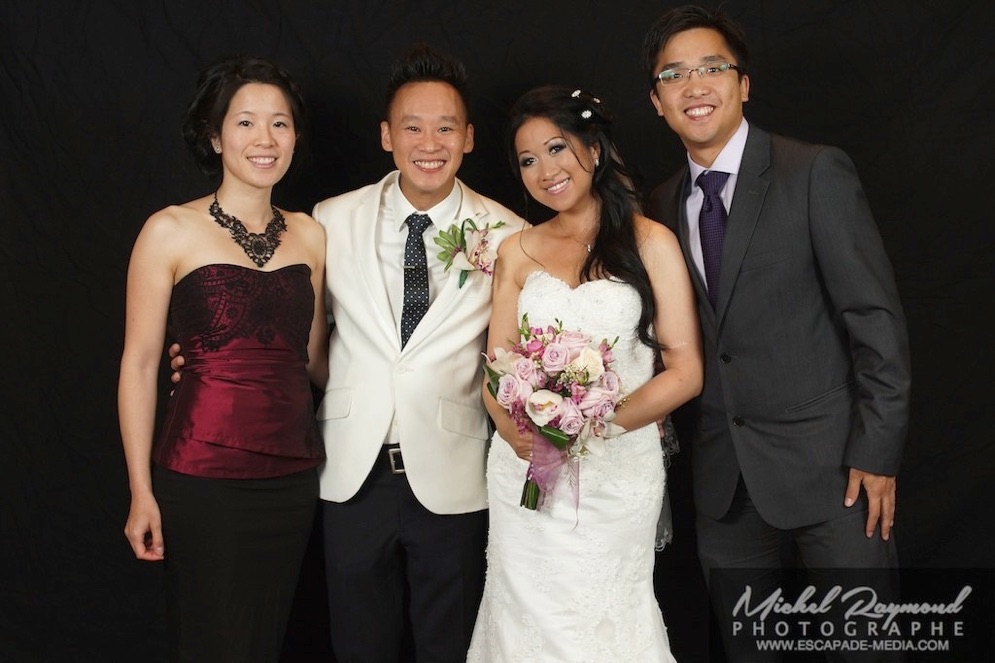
507,85,661,351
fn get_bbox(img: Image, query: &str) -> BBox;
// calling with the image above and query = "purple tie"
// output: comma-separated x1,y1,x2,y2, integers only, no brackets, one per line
697,170,730,308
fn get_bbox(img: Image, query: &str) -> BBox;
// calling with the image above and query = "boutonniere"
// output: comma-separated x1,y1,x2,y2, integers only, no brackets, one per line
434,218,506,288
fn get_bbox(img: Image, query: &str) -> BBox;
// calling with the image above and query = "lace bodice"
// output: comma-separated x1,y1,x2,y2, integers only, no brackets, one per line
518,271,654,397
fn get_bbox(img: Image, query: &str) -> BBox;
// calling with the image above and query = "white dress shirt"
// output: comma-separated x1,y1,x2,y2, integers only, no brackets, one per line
376,178,464,443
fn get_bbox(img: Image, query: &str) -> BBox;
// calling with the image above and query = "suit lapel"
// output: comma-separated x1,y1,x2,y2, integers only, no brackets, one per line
400,181,481,354
351,181,400,347
715,127,771,326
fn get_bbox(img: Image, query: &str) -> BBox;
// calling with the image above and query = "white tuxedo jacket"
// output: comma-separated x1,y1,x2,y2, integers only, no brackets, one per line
313,171,525,514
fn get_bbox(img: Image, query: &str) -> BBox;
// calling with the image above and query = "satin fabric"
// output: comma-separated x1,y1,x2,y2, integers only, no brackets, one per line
154,263,324,478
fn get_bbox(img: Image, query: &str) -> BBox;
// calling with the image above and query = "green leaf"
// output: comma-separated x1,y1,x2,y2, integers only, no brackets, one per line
517,313,531,339
483,364,501,397
539,425,571,451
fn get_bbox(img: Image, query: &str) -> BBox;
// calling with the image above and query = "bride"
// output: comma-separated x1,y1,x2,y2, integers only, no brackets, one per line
467,86,702,661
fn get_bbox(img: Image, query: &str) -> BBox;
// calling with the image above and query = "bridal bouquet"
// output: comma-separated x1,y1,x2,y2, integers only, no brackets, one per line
484,314,625,510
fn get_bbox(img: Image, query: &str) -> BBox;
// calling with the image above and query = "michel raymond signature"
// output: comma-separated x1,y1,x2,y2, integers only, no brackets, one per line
733,585,972,629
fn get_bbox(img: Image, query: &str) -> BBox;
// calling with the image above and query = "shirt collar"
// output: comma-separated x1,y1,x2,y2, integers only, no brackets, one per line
392,178,463,232
687,118,749,183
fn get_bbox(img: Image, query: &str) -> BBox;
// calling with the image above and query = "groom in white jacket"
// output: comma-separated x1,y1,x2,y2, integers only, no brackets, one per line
312,44,524,661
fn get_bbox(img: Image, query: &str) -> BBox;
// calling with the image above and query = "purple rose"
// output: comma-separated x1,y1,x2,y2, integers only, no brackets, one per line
599,370,621,397
557,398,585,436
512,355,541,388
578,386,615,419
496,373,533,409
541,342,569,373
555,329,591,359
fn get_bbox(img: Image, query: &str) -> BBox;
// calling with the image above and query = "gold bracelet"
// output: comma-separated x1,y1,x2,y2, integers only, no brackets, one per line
615,396,631,411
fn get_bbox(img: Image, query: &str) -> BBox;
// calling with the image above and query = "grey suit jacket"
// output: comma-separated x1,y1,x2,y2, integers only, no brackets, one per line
648,126,911,528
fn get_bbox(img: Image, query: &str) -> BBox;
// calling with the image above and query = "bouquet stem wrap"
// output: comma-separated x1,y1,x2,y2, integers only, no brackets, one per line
521,429,580,511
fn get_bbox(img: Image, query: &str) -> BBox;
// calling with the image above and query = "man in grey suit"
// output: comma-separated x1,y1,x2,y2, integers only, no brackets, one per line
642,6,910,660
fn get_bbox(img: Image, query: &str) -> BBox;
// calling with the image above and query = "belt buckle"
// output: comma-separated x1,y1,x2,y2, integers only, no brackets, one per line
388,447,405,474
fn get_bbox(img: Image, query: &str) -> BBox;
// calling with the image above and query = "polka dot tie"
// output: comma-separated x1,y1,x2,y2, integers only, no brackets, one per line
697,170,730,309
400,213,433,348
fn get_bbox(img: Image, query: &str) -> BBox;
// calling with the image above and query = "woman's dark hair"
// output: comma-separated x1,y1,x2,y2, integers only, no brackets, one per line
640,4,749,88
384,43,470,120
182,55,306,177
507,85,661,351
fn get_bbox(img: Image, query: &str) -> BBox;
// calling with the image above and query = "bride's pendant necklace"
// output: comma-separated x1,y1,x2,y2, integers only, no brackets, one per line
554,215,595,254
209,191,286,268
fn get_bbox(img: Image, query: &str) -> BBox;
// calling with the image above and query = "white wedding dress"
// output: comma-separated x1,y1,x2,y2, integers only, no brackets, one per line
468,271,677,662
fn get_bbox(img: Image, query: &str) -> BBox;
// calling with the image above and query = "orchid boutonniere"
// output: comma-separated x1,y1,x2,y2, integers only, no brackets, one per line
434,217,506,288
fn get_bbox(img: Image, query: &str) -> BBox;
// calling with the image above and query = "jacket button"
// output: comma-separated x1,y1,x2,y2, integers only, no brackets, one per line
732,416,745,427
719,353,732,364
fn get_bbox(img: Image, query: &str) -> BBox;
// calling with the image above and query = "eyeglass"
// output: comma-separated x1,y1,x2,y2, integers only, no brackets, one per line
655,62,741,86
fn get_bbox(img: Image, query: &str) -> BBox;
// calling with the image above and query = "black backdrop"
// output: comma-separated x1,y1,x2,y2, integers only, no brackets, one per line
2,1,993,661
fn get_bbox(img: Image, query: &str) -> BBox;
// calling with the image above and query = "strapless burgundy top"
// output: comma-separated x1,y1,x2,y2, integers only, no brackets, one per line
153,264,324,479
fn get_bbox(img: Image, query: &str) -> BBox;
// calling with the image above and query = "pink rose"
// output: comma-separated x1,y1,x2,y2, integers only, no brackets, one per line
555,329,591,359
512,355,541,388
577,386,615,420
496,374,533,409
541,342,569,373
599,370,621,397
557,399,585,436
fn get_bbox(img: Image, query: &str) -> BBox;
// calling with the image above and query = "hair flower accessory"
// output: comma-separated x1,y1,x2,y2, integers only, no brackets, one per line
434,217,506,288
571,88,602,121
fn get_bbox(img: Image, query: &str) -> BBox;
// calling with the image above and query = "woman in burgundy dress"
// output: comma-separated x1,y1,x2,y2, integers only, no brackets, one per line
118,56,327,661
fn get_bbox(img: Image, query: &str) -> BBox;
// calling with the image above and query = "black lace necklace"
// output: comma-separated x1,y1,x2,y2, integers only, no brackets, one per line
209,191,287,268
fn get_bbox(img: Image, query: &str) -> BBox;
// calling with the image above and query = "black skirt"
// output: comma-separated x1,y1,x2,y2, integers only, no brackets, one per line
153,465,318,663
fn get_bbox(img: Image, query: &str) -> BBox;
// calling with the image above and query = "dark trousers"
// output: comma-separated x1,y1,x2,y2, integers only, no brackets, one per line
697,478,901,663
322,446,487,663
154,466,318,663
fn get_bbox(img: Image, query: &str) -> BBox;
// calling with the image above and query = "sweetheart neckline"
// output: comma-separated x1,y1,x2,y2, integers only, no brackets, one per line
523,270,623,293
